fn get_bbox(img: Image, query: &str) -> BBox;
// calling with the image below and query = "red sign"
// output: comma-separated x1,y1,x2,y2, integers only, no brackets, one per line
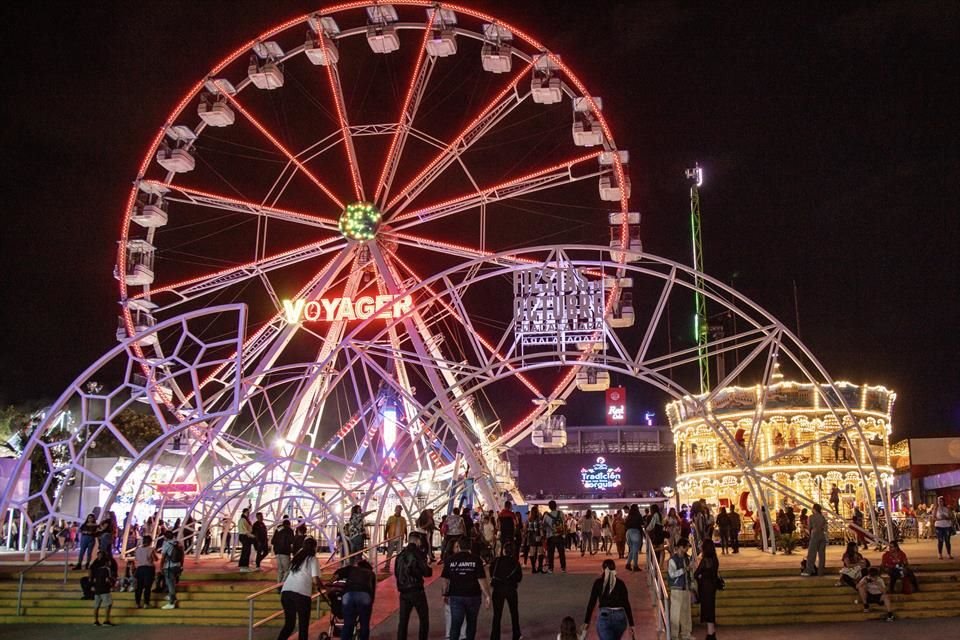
155,483,199,494
606,387,626,425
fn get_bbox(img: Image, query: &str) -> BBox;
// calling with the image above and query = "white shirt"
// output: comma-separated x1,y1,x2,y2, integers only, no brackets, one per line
282,556,319,597
933,505,954,528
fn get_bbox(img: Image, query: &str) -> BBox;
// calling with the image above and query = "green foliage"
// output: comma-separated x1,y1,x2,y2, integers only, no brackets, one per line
86,409,164,458
0,405,33,445
776,532,800,554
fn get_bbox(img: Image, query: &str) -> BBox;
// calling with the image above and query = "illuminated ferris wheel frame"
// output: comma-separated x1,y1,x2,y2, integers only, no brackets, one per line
114,1,635,507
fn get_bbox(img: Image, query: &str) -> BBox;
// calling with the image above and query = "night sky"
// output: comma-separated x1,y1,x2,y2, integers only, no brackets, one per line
1,1,957,438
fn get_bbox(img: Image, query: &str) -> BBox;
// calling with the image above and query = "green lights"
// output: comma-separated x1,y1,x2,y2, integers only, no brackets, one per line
338,201,382,241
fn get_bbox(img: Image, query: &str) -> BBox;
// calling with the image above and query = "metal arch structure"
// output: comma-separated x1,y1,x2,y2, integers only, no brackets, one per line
298,245,895,545
1,246,895,556
0,304,247,555
114,1,637,516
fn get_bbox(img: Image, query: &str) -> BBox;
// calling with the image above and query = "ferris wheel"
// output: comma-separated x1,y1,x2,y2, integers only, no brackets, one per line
113,1,635,528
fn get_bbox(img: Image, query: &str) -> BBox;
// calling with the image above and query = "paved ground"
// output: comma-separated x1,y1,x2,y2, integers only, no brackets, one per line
2,538,957,639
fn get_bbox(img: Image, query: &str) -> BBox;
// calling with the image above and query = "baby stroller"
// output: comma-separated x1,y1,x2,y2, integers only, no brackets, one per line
317,579,347,640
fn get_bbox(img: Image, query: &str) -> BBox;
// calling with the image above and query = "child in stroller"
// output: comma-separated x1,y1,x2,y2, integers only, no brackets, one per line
317,578,347,639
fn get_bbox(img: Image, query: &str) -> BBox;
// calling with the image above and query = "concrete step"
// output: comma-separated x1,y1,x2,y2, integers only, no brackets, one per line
712,607,958,626
0,611,286,626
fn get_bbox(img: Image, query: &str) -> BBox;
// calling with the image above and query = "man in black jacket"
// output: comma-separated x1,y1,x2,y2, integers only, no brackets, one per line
252,512,269,569
395,540,433,640
271,519,294,584
490,543,523,640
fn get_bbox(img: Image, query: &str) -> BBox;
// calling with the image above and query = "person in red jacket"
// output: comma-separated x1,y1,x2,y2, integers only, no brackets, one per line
881,541,919,594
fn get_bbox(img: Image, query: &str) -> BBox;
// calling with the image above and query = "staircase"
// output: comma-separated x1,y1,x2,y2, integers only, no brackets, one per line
0,566,287,626
696,562,960,625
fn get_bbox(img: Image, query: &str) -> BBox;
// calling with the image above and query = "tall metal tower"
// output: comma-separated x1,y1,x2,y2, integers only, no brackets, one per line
686,164,709,394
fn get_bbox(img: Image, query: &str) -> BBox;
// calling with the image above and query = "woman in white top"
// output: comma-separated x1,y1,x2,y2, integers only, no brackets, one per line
133,534,158,608
277,537,321,640
931,496,956,559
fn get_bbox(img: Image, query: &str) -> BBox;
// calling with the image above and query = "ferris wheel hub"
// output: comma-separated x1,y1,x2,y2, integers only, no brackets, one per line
338,201,382,241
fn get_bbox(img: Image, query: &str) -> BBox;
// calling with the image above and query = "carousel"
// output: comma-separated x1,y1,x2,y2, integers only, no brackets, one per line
667,366,896,531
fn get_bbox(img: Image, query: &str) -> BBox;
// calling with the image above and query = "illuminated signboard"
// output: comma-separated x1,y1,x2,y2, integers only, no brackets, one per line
513,259,605,348
282,295,412,324
580,456,622,491
606,386,626,425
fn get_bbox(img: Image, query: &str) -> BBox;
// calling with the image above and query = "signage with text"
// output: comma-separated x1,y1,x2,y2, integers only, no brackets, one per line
606,386,626,425
580,456,623,491
282,295,413,324
513,261,605,347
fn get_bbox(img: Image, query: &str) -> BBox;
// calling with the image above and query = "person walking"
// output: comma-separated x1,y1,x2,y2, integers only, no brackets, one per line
252,512,269,569
395,539,432,640
443,507,467,561
728,506,741,553
715,507,731,555
525,506,545,573
335,558,377,640
667,538,694,640
159,529,183,609
802,503,828,576
624,504,643,572
237,508,254,572
583,559,635,640
441,537,492,640
344,505,369,563
645,504,665,564
581,510,596,557
613,511,627,559
271,519,295,585
694,539,721,640
490,542,523,640
931,496,956,559
497,502,517,559
384,505,408,572
276,537,321,640
74,513,98,570
543,500,567,574
601,515,613,555
133,534,157,608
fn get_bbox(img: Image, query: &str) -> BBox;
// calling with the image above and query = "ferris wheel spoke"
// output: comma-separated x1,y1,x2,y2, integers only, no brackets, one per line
386,62,534,216
320,60,365,201
387,249,541,396
374,14,438,206
213,84,345,209
389,151,606,231
137,236,347,310
143,180,339,231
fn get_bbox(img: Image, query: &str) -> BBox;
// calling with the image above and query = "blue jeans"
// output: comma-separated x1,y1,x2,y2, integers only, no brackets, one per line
163,566,179,603
935,526,953,556
77,534,95,566
597,607,628,640
342,591,373,640
448,595,481,640
626,529,641,568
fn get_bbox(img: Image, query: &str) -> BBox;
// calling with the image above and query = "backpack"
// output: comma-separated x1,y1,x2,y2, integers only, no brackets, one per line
167,542,184,565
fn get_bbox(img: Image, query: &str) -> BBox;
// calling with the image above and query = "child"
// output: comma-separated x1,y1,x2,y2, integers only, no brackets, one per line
558,615,583,640
121,560,135,592
89,550,117,626
857,567,895,621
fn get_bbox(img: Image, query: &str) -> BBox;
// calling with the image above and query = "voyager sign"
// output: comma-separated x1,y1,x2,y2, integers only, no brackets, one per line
513,261,605,347
580,456,623,491
282,295,413,324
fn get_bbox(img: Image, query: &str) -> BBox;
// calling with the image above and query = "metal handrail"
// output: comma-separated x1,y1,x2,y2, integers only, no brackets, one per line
15,548,72,616
643,528,671,640
246,533,405,640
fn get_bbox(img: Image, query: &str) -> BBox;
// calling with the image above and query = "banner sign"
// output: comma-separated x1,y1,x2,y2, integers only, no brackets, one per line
580,456,623,491
154,483,199,494
513,260,605,347
606,387,626,425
